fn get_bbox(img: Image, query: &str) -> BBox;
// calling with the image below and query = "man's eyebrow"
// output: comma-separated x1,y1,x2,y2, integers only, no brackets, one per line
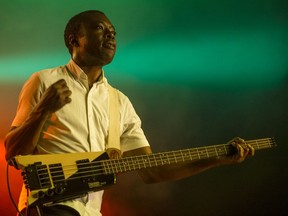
93,21,116,31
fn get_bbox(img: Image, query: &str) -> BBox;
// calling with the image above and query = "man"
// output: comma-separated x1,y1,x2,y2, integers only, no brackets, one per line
5,10,254,216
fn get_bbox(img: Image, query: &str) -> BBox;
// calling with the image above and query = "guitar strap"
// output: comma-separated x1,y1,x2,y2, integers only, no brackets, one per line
106,85,121,159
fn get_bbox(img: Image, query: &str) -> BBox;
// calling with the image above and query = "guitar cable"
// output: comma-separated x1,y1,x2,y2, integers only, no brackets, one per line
6,161,24,216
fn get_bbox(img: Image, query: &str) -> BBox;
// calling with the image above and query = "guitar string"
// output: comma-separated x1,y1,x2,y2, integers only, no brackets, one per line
33,140,273,183
35,140,273,182
37,139,273,176
35,143,273,186
31,139,274,186
50,141,273,180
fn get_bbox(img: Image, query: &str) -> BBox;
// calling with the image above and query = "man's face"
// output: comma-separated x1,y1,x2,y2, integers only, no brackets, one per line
75,12,117,66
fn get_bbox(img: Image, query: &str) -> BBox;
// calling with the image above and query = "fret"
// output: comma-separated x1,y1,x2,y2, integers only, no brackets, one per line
147,155,151,167
113,160,118,173
164,153,168,165
116,159,121,173
165,153,170,165
160,153,168,165
111,159,117,173
182,151,188,161
108,160,113,173
172,151,178,163
133,157,137,170
127,157,135,171
197,148,206,159
107,160,112,173
117,159,122,172
122,159,128,172
219,146,226,156
187,149,192,161
137,156,142,169
150,154,158,166
205,147,209,158
195,148,200,159
147,155,152,167
207,146,218,158
147,156,151,167
103,161,108,174
142,155,147,168
180,150,185,162
136,157,141,169
106,160,111,173
206,147,214,158
120,158,127,172
141,155,146,168
125,158,131,171
256,140,260,150
125,157,131,171
144,156,149,168
159,154,163,165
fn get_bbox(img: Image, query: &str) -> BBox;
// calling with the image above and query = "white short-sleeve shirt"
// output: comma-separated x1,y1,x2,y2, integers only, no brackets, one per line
14,60,150,215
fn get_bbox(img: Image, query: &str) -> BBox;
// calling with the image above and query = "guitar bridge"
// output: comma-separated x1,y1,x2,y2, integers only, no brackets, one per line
23,162,52,190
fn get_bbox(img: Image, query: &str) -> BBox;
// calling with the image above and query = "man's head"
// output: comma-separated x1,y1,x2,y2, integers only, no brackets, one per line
64,10,117,67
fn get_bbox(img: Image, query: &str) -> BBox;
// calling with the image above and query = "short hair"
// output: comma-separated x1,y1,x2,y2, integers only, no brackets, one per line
64,10,105,53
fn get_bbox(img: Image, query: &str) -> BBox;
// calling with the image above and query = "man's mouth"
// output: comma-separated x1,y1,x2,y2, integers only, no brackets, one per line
103,41,116,50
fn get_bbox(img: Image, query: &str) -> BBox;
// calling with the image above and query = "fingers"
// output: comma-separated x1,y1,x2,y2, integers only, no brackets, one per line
51,79,72,104
228,137,255,163
247,144,255,156
38,79,72,114
60,80,72,101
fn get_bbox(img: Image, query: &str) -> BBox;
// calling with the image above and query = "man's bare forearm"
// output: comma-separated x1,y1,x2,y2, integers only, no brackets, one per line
4,111,49,161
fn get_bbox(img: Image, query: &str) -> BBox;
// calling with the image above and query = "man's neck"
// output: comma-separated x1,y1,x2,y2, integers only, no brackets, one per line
81,65,103,87
72,56,104,86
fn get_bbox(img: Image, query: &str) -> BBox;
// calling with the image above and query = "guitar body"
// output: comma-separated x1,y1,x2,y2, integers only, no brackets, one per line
14,151,116,208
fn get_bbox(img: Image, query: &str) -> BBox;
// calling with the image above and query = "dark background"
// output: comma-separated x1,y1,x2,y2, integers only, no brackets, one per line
0,0,287,215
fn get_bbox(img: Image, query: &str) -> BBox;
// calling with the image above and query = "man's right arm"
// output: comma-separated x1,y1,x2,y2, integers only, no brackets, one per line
4,111,49,161
5,79,72,161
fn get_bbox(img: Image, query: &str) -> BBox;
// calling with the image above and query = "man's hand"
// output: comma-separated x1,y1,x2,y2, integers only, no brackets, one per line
221,137,255,165
34,79,72,115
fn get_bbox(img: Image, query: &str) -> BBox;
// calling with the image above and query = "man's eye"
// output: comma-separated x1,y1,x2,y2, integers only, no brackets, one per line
96,26,104,30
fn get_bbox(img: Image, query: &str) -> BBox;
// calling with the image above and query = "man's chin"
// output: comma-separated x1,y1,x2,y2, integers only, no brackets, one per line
102,54,115,65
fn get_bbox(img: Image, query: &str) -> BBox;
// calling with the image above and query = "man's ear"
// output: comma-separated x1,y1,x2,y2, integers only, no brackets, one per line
69,34,79,46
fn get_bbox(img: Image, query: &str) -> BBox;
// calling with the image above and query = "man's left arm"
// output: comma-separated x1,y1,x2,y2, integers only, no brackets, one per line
122,137,254,184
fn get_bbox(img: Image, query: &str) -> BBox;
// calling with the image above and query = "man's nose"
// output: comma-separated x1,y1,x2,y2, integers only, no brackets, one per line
105,30,115,40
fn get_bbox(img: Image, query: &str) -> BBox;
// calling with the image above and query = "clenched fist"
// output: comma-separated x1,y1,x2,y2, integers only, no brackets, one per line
34,79,72,115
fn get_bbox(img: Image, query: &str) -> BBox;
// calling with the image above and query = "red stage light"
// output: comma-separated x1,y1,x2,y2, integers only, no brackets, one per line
0,140,23,216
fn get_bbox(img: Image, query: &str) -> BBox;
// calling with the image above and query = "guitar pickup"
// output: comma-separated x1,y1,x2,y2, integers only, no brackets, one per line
48,163,66,187
76,159,102,183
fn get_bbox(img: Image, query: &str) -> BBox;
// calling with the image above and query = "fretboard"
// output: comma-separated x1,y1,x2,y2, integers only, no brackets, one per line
102,138,276,174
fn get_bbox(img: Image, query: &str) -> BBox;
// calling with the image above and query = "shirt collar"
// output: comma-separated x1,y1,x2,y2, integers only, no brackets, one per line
66,59,107,85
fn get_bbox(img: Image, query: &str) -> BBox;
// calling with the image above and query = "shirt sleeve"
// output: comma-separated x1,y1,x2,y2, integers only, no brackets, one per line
119,92,150,152
11,73,42,127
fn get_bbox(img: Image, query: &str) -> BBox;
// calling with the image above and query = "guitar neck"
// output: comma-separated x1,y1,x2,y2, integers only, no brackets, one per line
102,138,276,174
